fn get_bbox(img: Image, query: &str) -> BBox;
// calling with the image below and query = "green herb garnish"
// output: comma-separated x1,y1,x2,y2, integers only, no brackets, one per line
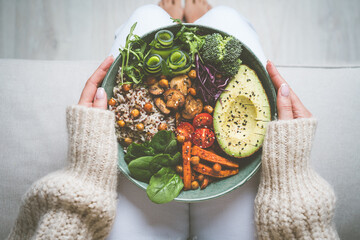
119,22,149,84
172,18,205,62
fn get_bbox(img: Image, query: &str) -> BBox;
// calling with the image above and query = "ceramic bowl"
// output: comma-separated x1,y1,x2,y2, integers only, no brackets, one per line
102,24,277,202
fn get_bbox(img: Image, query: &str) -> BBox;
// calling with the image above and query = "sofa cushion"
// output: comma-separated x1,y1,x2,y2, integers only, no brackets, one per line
0,59,359,239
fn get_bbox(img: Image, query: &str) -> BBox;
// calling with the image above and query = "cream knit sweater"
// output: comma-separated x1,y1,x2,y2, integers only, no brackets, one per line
7,106,338,239
7,105,118,240
255,118,339,239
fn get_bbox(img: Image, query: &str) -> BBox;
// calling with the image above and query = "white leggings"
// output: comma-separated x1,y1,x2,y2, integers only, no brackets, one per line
107,5,263,239
109,4,267,67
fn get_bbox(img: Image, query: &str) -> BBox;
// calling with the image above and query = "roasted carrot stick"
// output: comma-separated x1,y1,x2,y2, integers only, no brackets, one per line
191,146,239,168
193,163,239,178
182,141,192,190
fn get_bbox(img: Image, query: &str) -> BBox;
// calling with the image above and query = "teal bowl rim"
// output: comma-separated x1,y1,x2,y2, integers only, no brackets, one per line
102,23,277,203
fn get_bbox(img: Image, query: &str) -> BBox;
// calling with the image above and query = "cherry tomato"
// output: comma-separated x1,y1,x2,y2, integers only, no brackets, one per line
193,113,213,129
176,122,195,142
192,128,215,148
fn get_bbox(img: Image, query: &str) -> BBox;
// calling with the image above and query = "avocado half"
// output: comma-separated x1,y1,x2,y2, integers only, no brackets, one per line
213,65,271,158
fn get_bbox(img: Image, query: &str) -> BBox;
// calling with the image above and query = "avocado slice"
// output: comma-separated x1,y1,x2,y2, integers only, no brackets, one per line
213,65,271,158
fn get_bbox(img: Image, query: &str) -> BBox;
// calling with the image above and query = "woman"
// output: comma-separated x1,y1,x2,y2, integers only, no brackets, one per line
7,0,339,239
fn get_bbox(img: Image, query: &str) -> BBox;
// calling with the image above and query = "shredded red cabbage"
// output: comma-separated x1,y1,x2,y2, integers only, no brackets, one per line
194,54,230,106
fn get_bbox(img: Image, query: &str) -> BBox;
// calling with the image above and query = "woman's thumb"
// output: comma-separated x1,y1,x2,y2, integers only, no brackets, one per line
277,84,293,120
93,87,108,110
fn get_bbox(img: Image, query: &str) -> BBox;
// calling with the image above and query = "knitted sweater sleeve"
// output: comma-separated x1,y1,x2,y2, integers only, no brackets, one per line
7,105,118,240
254,118,339,240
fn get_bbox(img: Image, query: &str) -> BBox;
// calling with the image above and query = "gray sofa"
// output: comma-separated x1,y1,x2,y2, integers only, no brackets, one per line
0,59,359,239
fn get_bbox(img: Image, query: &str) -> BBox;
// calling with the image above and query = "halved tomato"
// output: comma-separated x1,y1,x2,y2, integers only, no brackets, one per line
176,122,195,141
193,113,213,129
192,128,215,148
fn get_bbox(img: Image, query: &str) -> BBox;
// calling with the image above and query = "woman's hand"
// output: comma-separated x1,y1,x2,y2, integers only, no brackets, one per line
267,60,312,120
78,56,114,109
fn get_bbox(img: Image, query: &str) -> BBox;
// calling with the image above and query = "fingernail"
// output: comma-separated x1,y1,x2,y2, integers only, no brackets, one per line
280,84,290,97
267,60,272,66
96,87,105,99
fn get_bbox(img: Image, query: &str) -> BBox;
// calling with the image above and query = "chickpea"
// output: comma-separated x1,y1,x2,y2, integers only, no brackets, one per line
197,174,204,182
124,137,133,146
158,122,168,131
122,84,131,92
144,102,153,113
190,156,200,165
177,135,186,143
176,165,183,174
213,163,222,172
108,98,116,106
188,87,196,96
159,79,169,88
191,181,199,190
145,76,157,86
131,109,140,118
215,73,222,79
188,69,197,79
136,123,144,131
203,105,214,114
117,120,125,127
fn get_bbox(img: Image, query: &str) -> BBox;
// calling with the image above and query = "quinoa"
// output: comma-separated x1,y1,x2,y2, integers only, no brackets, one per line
109,84,175,149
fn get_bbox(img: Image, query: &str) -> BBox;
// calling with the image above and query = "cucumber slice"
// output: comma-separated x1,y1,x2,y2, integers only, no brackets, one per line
168,50,186,70
144,54,163,74
167,51,192,75
150,45,181,59
155,30,174,48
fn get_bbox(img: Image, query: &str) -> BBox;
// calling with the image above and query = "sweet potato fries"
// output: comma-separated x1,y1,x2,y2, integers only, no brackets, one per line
182,141,192,190
191,146,239,168
182,143,239,190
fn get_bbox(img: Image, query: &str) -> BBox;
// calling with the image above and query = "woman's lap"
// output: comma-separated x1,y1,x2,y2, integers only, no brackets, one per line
109,4,174,58
109,5,266,66
194,6,266,66
108,5,264,238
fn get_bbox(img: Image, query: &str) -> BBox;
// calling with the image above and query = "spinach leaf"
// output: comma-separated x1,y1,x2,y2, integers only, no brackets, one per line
150,152,182,174
150,130,176,153
164,138,178,155
150,154,172,174
124,130,183,203
146,167,184,204
170,152,182,165
125,142,155,163
128,156,154,183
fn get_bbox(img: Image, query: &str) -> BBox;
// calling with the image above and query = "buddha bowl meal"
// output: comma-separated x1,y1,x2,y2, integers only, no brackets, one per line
106,21,274,204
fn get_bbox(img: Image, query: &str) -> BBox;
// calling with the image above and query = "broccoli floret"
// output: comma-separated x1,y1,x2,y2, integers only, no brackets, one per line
223,37,242,63
200,33,242,77
221,37,242,76
221,58,242,77
200,33,224,64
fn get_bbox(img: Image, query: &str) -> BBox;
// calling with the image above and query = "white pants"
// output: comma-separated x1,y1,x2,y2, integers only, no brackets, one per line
109,4,267,67
107,5,262,240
